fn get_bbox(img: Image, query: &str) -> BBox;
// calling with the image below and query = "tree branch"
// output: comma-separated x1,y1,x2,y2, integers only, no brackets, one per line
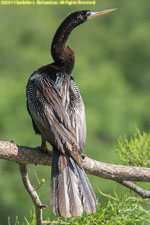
19,164,47,225
1,140,150,182
1,140,150,223
117,180,150,198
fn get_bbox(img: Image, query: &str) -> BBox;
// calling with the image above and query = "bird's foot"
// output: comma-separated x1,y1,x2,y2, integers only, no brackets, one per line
42,145,52,156
36,145,51,156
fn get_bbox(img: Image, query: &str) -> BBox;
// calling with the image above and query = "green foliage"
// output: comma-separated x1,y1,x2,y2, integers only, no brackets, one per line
34,172,46,191
0,0,150,224
9,191,150,225
116,128,150,167
24,210,36,225
8,210,36,225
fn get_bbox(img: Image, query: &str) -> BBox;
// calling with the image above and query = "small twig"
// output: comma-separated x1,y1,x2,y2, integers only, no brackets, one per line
19,164,47,225
117,180,150,198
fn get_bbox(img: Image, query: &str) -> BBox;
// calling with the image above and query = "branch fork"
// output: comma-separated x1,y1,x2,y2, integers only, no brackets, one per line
1,140,150,224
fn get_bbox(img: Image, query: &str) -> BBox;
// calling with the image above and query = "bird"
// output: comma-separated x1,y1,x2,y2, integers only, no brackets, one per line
26,8,117,218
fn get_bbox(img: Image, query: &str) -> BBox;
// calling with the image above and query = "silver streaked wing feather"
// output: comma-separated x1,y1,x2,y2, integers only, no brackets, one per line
27,73,86,160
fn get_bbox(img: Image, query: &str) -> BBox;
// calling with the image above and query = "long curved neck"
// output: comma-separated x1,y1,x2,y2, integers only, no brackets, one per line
51,13,84,74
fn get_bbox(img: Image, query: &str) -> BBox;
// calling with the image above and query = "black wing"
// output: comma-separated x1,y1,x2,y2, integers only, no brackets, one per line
26,70,86,163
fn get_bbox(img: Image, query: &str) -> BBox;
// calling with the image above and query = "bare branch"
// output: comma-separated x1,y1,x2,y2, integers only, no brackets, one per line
1,141,150,182
19,164,47,225
117,180,150,198
1,140,150,223
82,155,150,182
0,141,51,166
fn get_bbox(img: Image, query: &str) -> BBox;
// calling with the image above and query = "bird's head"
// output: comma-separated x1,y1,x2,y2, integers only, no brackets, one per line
67,8,117,26
51,8,117,74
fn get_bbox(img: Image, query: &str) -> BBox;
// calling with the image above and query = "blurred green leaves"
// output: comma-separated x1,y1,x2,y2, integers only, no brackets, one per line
0,1,150,224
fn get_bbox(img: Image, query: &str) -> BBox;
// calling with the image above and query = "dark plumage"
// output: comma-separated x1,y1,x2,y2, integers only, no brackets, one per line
26,9,116,217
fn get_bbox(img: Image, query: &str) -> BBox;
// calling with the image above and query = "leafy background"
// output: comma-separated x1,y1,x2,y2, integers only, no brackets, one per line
0,0,150,224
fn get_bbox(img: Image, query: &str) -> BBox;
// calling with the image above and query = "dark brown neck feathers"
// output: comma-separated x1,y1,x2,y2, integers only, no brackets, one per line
51,10,89,74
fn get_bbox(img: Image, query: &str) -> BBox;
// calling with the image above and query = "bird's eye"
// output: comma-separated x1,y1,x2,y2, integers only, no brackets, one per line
86,11,91,17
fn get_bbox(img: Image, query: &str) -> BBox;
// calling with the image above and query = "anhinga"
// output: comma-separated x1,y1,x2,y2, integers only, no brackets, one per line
26,9,116,217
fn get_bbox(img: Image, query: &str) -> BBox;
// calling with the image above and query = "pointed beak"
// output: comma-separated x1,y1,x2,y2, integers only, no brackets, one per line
87,8,118,20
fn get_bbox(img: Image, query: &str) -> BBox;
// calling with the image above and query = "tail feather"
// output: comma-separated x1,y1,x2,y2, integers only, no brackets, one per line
51,150,59,215
70,157,97,214
51,149,97,217
58,167,71,217
65,164,83,217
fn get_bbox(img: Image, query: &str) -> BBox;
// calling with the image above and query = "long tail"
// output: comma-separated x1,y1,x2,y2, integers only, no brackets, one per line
51,149,97,218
